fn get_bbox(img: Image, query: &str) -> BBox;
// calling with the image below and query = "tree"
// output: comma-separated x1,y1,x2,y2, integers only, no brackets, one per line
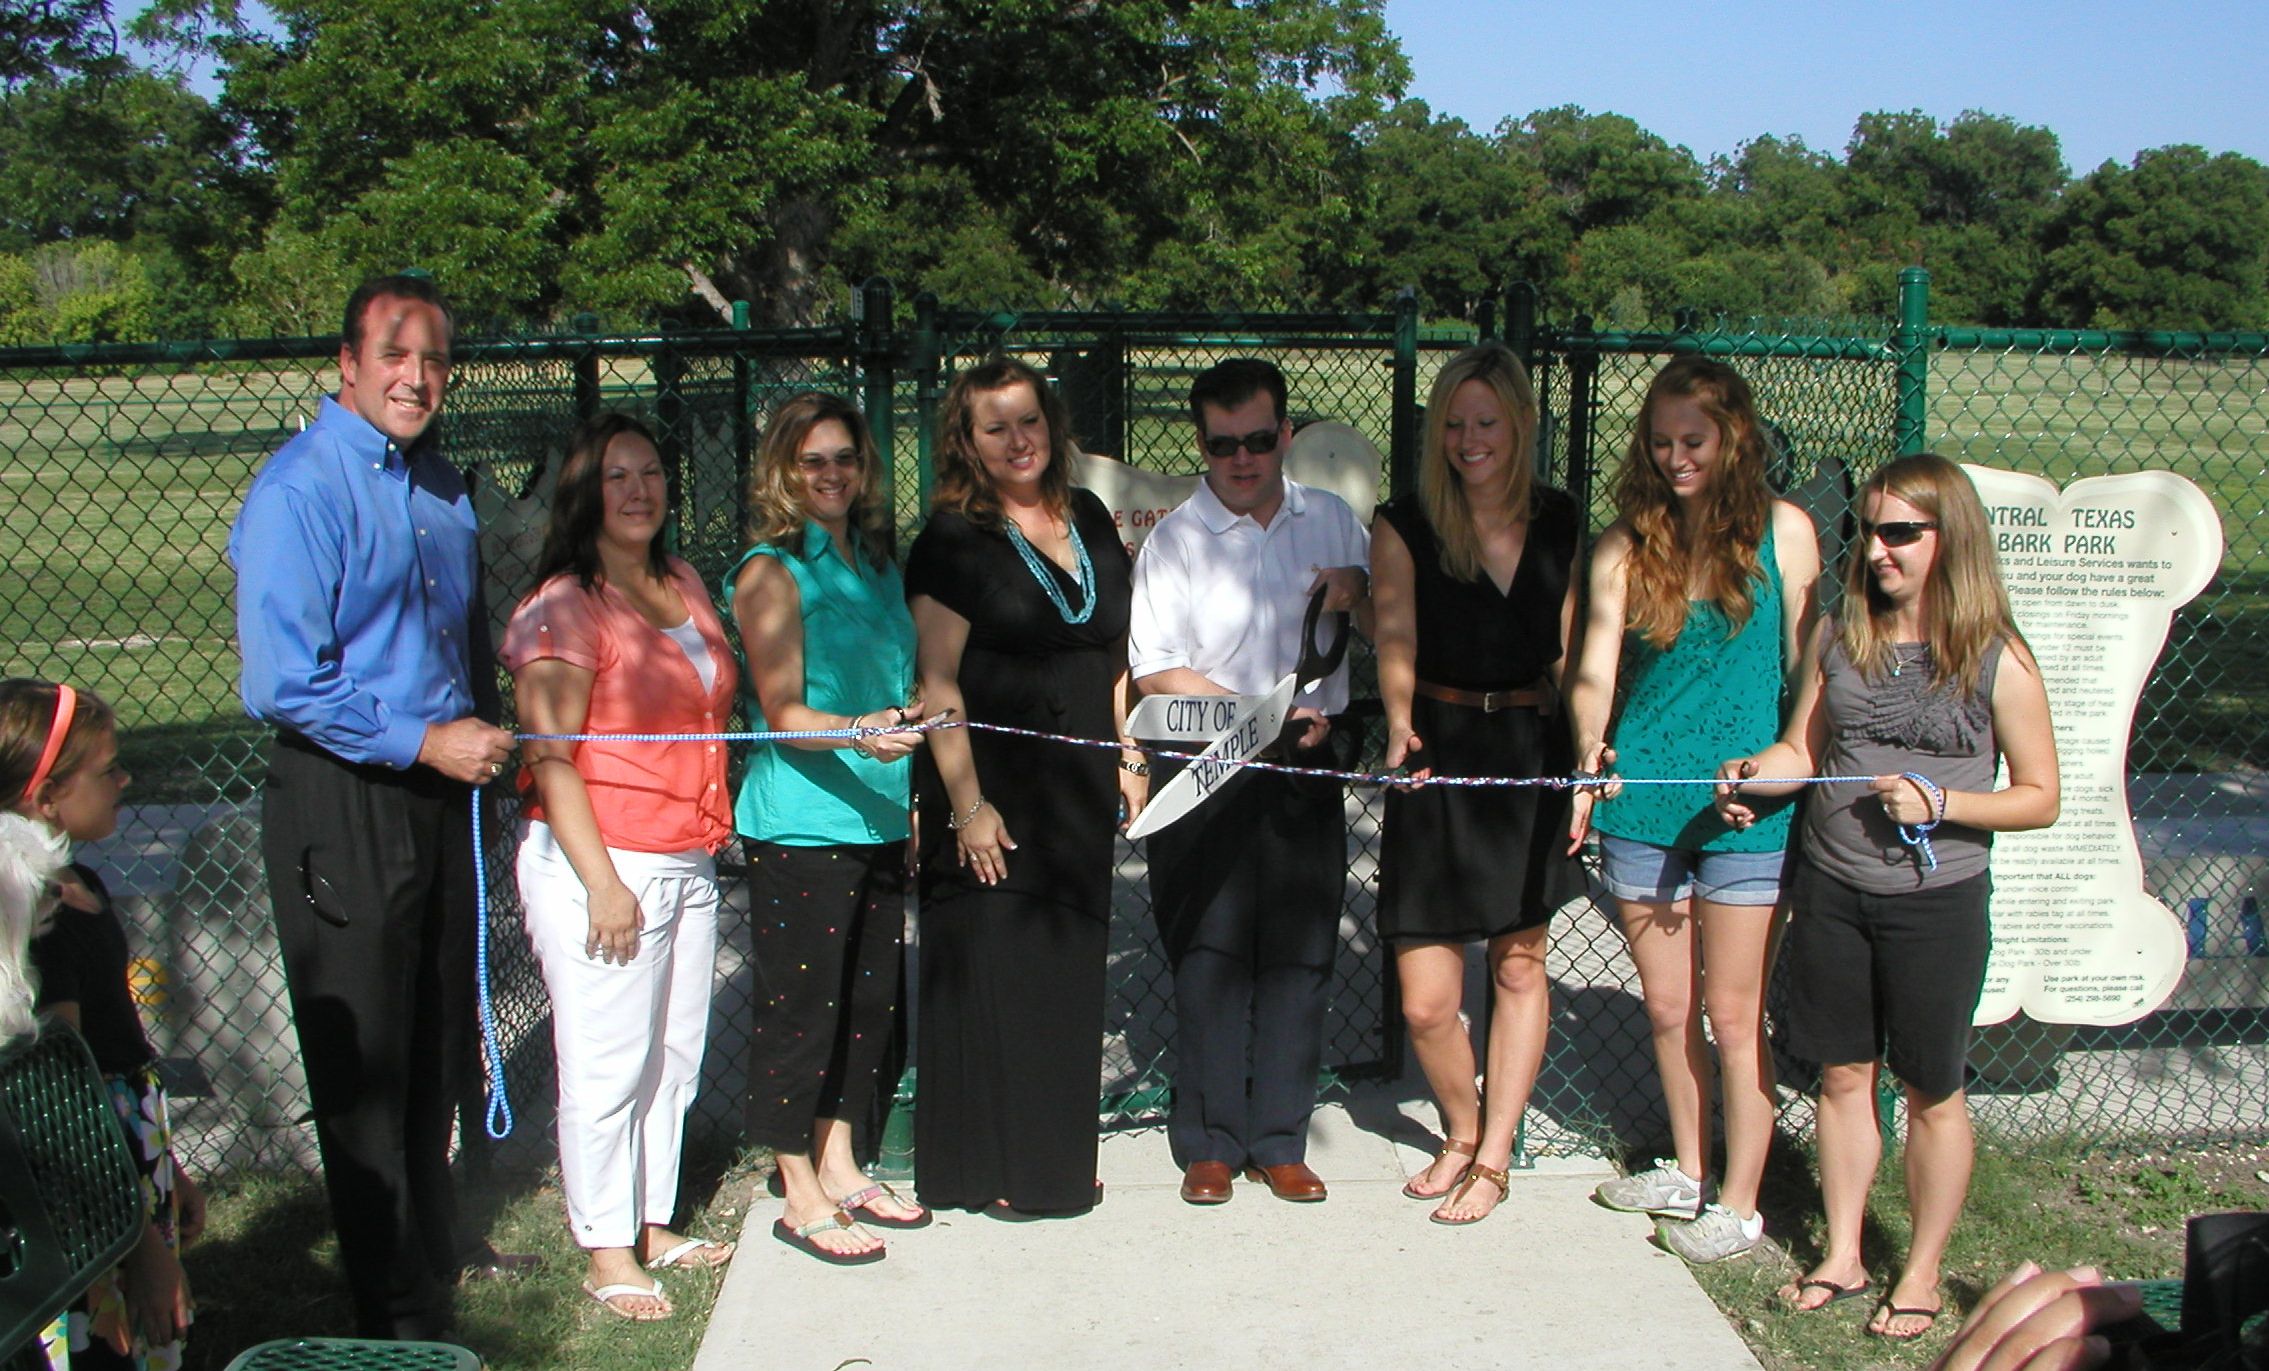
2033,145,2269,329
0,70,257,252
1,0,121,87
1329,99,1550,319
10,239,158,342
154,0,1410,325
1841,110,2065,324
1504,106,1704,237
0,63,264,333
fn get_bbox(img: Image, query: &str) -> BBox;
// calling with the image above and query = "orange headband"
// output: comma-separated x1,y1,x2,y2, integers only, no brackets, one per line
21,684,77,803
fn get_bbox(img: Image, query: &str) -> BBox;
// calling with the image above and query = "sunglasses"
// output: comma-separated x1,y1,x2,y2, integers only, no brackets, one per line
1203,428,1281,459
1862,520,1938,548
795,451,862,472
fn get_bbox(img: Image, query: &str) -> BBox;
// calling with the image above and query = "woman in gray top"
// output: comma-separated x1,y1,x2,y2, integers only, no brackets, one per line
1714,453,2059,1342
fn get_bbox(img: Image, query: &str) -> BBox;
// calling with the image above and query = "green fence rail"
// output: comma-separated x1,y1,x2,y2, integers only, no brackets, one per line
3,272,2262,1179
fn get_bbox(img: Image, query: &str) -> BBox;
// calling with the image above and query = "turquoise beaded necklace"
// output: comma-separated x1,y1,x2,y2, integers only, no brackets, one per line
1003,512,1096,624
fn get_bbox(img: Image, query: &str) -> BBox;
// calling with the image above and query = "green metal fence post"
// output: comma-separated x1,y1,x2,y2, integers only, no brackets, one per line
1390,287,1419,498
1563,315,1600,519
570,312,600,423
729,312,754,544
1895,267,1931,456
656,342,684,556
1505,283,1537,373
912,291,942,516
858,277,896,487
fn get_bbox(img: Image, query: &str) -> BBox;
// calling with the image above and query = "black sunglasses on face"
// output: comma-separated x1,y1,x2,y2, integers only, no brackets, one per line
1203,428,1281,459
1863,520,1937,547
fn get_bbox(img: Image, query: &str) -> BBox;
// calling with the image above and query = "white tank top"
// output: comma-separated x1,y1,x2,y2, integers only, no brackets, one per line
659,617,717,693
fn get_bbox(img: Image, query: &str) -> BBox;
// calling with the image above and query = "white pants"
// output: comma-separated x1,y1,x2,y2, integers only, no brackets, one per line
517,821,719,1250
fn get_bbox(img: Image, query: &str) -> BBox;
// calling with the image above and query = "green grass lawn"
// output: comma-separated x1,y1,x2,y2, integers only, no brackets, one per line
1688,1132,2269,1371
181,1142,760,1371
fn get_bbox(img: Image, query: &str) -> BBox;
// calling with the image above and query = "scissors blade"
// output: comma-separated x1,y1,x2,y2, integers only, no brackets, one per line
1123,673,1296,841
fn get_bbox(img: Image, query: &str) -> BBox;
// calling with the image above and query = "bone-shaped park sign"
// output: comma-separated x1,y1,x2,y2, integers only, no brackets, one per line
1963,465,2221,1027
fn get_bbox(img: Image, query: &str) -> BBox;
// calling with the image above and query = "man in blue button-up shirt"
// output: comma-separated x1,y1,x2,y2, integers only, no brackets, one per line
230,274,516,1341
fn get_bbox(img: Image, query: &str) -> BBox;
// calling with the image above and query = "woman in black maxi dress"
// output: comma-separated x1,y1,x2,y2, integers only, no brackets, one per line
905,357,1145,1215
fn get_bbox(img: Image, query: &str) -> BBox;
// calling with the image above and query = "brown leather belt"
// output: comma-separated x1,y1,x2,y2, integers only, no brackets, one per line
1414,678,1556,715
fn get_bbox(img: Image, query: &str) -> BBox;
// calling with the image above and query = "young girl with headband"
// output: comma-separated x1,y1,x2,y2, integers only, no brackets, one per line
1566,355,1820,1263
3,678,205,1369
1715,453,2057,1339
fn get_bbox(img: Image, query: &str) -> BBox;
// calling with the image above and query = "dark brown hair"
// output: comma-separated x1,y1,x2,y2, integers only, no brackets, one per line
0,679,118,805
532,413,672,590
341,273,455,352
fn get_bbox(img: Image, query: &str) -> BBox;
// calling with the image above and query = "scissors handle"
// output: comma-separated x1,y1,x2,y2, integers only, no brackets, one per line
1296,581,1351,694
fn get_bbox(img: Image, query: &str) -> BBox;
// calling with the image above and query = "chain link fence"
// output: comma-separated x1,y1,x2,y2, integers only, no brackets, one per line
3,277,2262,1179
1928,323,2269,1145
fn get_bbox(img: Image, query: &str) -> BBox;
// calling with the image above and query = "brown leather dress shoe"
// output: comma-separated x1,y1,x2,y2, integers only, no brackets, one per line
1179,1161,1235,1205
1244,1162,1327,1202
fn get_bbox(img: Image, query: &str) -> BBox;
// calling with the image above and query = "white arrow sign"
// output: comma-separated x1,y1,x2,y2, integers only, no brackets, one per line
1126,692,1256,744
1123,672,1297,841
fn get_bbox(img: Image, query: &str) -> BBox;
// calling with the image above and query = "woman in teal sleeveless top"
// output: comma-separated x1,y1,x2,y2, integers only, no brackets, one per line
1566,356,1819,1266
728,392,928,1264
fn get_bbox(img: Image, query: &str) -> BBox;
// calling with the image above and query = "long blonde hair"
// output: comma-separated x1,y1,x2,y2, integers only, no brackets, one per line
1840,453,2021,697
1420,345,1540,581
746,392,893,568
1614,355,1774,647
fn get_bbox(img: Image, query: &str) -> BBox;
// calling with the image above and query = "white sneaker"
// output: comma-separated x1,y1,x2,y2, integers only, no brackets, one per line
1592,1159,1705,1219
1657,1203,1764,1263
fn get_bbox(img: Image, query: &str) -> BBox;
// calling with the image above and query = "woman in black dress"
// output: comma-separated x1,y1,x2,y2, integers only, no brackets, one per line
1372,344,1582,1225
905,356,1148,1215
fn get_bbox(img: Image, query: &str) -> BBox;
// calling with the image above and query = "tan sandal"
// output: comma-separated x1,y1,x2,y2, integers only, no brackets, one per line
1402,1137,1479,1200
1429,1161,1510,1226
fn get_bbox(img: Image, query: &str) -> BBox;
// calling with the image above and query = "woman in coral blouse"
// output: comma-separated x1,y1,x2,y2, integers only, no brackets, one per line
503,414,739,1321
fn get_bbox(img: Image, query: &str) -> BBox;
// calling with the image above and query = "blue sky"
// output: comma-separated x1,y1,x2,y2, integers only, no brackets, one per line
1385,0,2269,175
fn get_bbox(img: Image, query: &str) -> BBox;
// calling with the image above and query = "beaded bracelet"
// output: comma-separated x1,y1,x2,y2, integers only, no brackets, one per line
947,795,988,831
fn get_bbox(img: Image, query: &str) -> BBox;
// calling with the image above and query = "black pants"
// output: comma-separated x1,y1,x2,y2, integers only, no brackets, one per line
261,736,476,1341
1146,763,1343,1169
743,840,908,1153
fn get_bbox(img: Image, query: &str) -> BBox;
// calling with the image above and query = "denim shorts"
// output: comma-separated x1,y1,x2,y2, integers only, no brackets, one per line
1597,833,1786,907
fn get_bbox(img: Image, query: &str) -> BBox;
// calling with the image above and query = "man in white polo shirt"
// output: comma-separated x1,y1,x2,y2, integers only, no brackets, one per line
1129,358,1372,1205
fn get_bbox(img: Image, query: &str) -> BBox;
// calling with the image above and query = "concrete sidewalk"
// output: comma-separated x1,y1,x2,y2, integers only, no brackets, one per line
693,1089,1762,1371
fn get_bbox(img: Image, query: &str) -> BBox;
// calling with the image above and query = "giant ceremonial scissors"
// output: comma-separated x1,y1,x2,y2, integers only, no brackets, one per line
1123,584,1350,840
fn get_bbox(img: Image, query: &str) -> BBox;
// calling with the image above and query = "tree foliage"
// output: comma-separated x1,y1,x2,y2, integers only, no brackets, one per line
1,0,121,87
2034,146,2269,329
6,4,2264,339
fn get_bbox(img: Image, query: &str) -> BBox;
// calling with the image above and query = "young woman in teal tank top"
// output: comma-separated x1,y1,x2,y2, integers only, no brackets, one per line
1566,356,1820,1264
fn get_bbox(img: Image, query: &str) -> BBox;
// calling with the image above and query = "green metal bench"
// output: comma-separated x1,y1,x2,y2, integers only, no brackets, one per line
0,1021,482,1371
223,1339,483,1371
0,1022,144,1366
